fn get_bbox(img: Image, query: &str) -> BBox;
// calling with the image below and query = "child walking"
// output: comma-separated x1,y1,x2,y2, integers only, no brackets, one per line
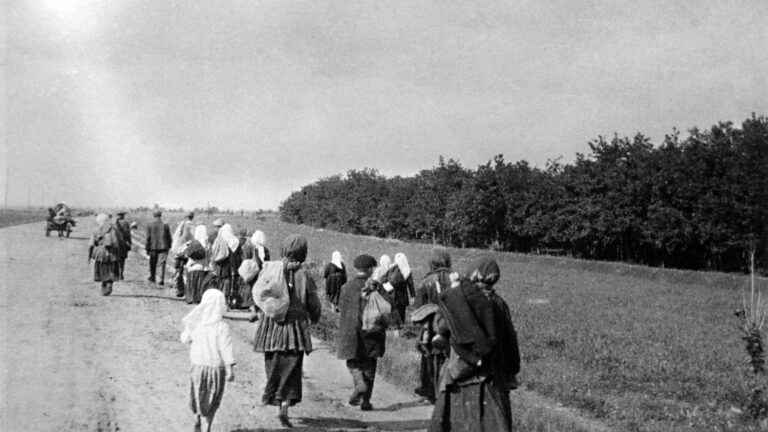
181,288,235,432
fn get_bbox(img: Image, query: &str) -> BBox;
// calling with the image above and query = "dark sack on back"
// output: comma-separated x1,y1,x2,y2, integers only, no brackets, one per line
185,240,206,260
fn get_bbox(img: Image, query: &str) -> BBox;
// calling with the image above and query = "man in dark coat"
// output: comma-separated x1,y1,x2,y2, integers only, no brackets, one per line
145,210,172,285
114,210,132,280
336,254,392,411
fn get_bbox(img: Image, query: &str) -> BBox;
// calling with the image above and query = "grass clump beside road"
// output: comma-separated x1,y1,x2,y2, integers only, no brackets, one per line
126,211,767,431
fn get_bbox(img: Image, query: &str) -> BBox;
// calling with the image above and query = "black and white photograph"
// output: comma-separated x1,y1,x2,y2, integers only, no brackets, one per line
2,1,767,431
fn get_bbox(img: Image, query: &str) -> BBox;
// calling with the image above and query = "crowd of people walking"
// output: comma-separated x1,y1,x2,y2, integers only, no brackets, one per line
85,210,521,431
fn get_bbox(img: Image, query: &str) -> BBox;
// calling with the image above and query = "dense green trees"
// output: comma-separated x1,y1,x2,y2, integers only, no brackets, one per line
280,115,768,272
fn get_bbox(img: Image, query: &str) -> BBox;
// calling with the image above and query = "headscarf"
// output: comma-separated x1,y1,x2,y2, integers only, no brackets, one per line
251,230,267,262
331,251,343,269
467,257,501,287
281,234,308,264
372,254,392,282
428,248,452,272
394,252,411,279
95,213,109,227
193,225,208,248
217,224,240,253
180,288,226,342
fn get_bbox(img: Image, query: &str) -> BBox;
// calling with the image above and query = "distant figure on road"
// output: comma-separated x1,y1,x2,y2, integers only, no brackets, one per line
412,248,453,403
88,213,120,296
210,223,240,308
239,229,270,313
171,212,195,297
323,251,347,307
337,254,392,411
387,252,415,327
180,288,235,432
184,224,211,304
252,234,321,428
429,257,520,432
113,210,132,280
145,210,172,285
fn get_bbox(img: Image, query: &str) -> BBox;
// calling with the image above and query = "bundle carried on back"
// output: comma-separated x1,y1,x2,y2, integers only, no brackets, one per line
251,260,290,322
362,289,391,331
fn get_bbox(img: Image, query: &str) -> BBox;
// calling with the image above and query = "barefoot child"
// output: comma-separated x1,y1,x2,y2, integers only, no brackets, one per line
181,288,235,432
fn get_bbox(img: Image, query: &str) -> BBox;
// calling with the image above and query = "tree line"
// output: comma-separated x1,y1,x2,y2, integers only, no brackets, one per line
280,115,768,273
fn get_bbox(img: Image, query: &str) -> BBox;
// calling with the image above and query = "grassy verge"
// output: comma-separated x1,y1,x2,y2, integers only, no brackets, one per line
0,208,50,228
122,210,766,431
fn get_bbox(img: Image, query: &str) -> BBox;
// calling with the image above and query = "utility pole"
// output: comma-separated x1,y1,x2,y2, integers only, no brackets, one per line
3,165,8,212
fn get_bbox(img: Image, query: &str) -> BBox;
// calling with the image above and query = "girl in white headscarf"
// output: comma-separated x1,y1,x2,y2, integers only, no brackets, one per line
184,225,211,304
323,251,347,306
181,288,235,432
388,253,415,327
88,213,120,296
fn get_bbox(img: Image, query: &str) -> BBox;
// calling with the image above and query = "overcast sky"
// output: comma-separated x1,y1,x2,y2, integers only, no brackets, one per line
4,0,767,210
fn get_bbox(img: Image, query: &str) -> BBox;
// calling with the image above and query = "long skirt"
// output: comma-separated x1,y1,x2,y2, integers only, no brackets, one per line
262,351,304,406
94,261,119,282
189,365,226,418
238,277,254,309
185,270,209,304
416,352,446,403
429,379,512,432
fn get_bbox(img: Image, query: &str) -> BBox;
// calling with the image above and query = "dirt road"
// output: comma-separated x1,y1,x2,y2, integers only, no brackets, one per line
0,220,432,431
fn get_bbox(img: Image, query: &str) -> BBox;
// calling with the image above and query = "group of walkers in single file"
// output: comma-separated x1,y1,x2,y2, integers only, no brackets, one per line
86,210,521,432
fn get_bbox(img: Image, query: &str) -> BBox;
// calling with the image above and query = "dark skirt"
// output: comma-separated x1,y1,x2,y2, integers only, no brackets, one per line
429,379,512,432
416,352,446,403
262,351,304,406
93,261,119,282
189,365,226,418
237,277,253,309
185,270,209,304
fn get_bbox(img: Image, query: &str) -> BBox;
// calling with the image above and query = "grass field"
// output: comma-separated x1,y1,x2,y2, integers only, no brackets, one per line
0,208,50,229
123,210,767,431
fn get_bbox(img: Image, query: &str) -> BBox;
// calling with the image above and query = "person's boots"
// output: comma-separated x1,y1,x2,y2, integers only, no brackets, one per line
101,281,113,296
278,402,292,428
159,266,166,286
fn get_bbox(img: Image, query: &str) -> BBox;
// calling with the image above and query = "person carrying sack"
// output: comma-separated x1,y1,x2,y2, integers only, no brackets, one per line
252,234,321,428
336,254,393,411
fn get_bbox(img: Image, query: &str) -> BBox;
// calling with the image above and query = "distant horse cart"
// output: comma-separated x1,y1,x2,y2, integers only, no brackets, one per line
46,203,76,238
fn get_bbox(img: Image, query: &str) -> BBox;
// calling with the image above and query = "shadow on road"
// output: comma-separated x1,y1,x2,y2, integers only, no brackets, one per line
377,399,431,411
230,416,429,431
110,293,187,302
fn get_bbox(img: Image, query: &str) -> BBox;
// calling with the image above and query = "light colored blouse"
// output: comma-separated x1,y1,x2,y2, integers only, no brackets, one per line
182,321,235,367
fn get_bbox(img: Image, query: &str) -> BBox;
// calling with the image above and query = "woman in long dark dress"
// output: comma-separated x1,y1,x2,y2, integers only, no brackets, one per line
323,251,347,307
412,248,453,403
88,213,120,296
429,257,520,432
211,223,240,309
184,225,210,304
252,235,321,427
387,252,415,327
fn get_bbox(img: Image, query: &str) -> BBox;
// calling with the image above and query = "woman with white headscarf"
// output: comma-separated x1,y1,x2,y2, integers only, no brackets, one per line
88,213,120,296
181,288,235,432
238,230,271,312
322,251,347,307
184,224,211,304
386,253,415,327
372,254,392,283
211,223,242,309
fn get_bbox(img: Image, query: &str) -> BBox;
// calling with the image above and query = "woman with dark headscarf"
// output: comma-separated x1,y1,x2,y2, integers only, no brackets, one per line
88,213,120,296
412,248,453,403
252,234,322,427
429,257,520,432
